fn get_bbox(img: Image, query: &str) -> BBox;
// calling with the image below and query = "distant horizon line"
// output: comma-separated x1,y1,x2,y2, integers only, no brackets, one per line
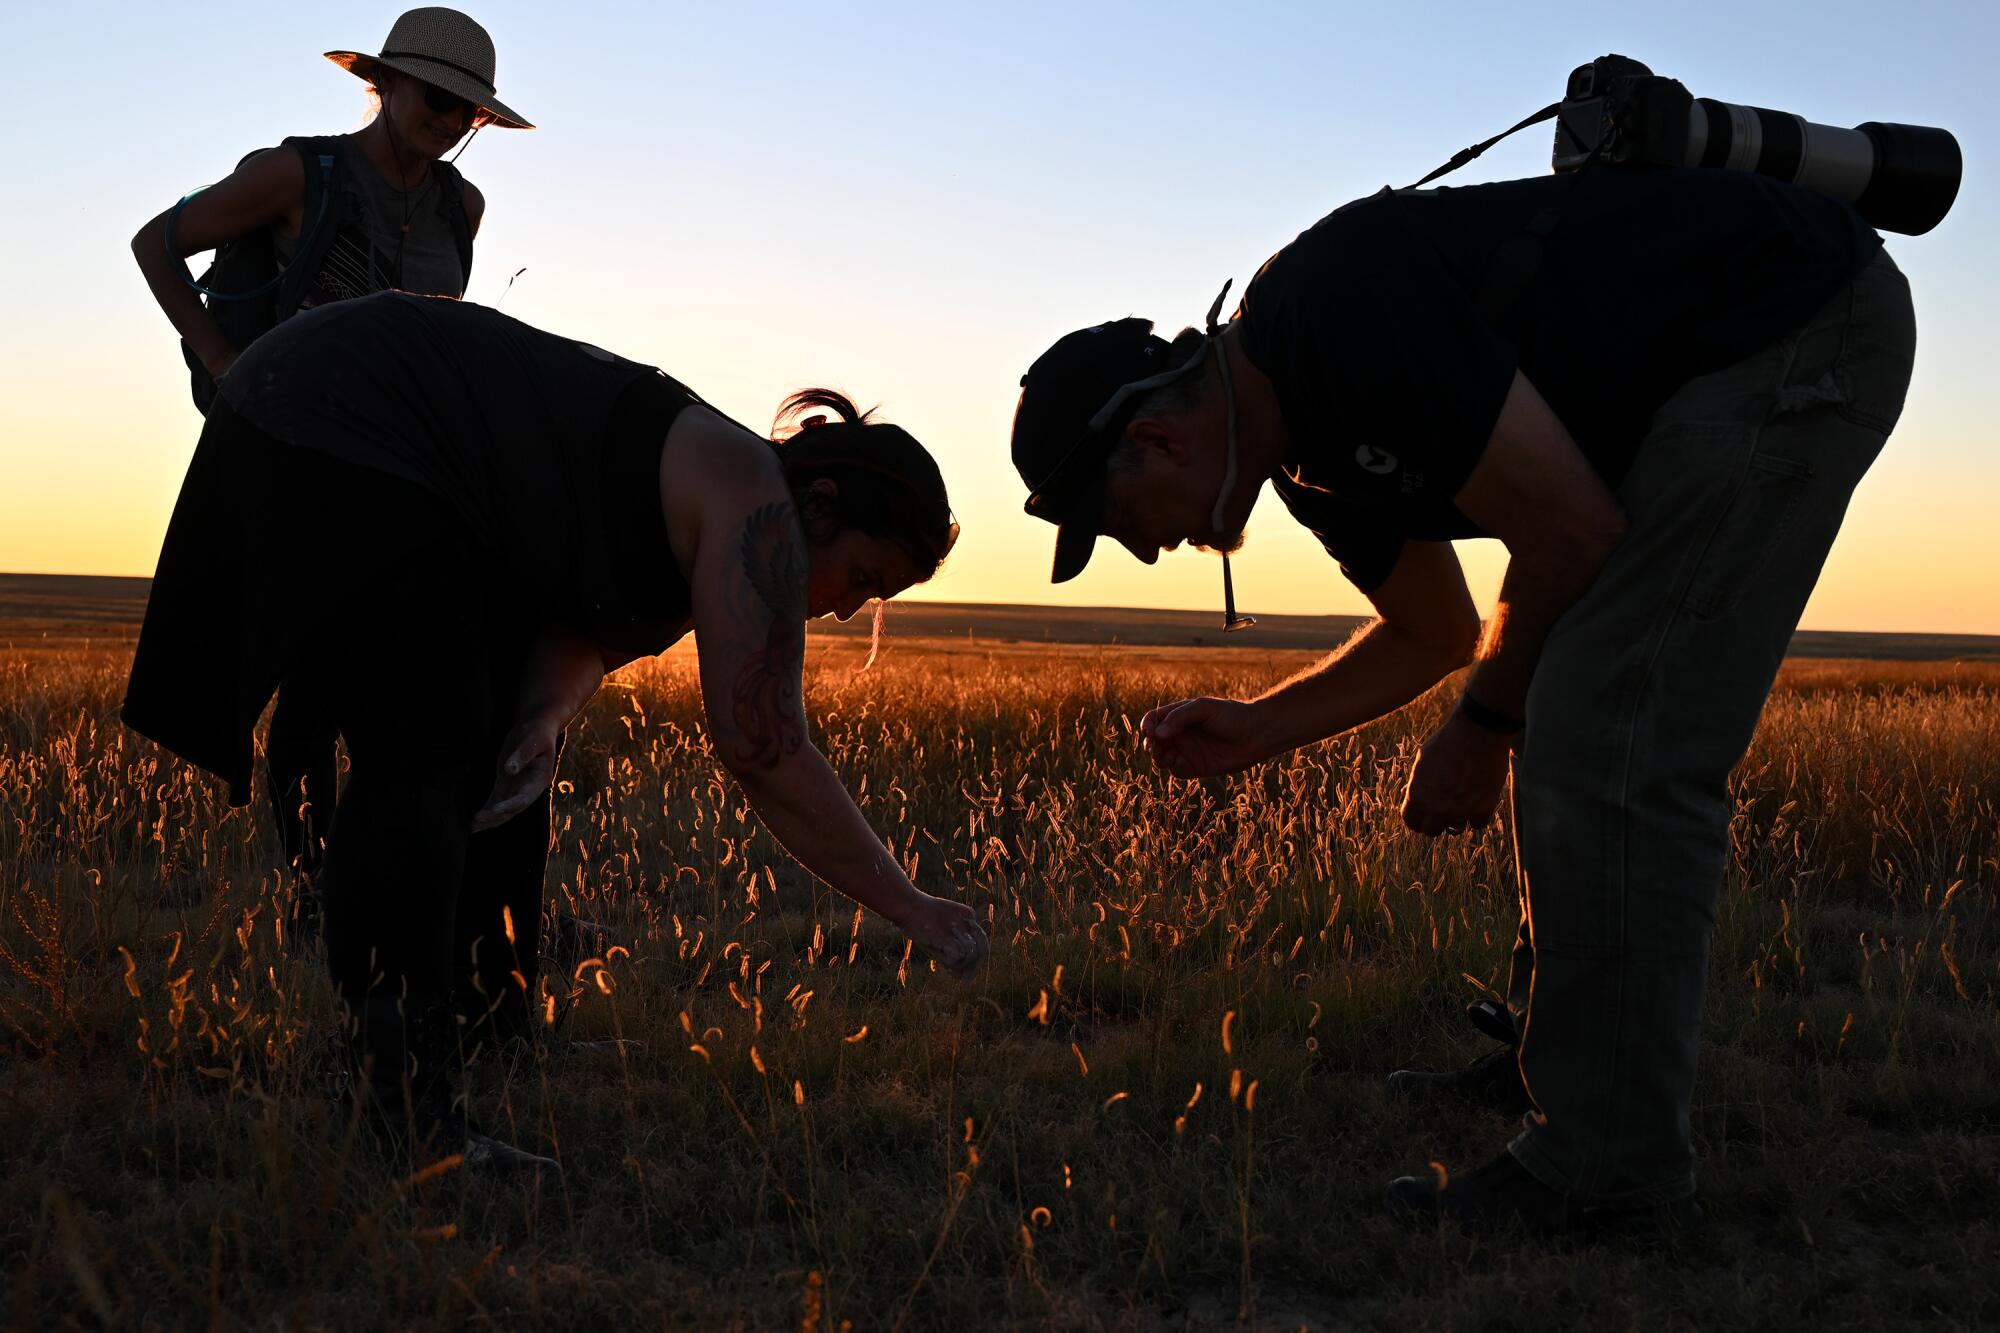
4,569,1997,643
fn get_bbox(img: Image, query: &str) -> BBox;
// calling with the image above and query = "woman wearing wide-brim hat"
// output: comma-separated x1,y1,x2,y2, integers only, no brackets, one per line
130,7,530,929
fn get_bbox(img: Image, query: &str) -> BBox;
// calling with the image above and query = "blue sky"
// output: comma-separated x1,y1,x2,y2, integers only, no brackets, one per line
2,0,1994,630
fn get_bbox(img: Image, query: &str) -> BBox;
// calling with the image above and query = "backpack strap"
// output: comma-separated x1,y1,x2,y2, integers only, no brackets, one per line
430,158,476,291
273,136,348,321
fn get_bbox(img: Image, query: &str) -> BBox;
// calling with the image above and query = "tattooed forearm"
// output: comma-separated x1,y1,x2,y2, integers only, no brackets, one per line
725,501,809,770
730,617,805,768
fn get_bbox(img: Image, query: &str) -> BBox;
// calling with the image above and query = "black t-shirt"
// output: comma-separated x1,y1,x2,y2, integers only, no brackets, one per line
220,292,695,656
1236,168,1882,592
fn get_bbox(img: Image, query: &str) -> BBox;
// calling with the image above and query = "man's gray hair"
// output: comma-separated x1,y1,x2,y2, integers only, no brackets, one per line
1104,333,1210,472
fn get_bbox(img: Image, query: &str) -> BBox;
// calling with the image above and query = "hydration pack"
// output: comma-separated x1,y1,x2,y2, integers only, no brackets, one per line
178,135,475,413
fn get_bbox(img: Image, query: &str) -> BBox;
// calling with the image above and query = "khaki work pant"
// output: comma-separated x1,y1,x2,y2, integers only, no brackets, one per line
1505,250,1917,1206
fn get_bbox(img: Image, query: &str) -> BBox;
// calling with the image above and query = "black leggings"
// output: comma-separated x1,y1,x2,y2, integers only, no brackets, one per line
312,519,552,1046
266,671,341,878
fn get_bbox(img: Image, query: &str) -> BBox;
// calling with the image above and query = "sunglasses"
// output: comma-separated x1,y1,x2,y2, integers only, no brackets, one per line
421,81,482,122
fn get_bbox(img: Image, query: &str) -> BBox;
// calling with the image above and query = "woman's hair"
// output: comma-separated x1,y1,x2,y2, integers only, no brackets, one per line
770,389,956,579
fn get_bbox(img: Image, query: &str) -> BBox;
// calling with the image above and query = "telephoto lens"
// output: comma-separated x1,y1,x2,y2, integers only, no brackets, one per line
1681,99,1961,235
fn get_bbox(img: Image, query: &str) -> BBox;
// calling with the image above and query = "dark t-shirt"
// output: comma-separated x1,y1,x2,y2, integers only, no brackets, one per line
220,292,694,656
1236,168,1882,591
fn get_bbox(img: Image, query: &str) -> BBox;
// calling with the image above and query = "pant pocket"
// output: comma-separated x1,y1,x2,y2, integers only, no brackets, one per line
1832,255,1917,435
1679,453,1815,624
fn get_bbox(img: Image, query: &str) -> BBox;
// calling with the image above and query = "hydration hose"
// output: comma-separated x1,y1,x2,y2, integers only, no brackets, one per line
164,153,337,302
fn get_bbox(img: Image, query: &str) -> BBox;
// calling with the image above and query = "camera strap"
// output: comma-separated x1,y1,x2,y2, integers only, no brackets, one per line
1407,101,1561,189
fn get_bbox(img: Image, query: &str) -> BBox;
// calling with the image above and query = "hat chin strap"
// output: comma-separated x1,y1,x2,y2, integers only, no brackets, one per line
1200,278,1255,632
1201,277,1240,536
1209,334,1240,536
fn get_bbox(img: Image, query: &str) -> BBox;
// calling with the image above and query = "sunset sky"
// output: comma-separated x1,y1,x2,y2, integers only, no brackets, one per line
2,0,1993,632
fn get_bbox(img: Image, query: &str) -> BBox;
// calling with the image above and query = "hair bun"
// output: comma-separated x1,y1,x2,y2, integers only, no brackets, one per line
767,386,955,579
773,387,876,439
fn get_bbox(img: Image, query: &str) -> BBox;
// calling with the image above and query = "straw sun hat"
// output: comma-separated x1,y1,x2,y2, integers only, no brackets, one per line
326,7,532,130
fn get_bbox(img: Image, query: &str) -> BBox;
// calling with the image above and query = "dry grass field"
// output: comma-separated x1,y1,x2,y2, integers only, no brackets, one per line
1,577,1996,1329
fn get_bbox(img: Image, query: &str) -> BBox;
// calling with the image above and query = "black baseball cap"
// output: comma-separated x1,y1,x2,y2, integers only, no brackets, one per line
1012,317,1204,583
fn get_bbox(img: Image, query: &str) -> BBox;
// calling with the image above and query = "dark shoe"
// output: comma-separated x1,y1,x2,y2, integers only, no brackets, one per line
1386,1044,1531,1115
464,1126,563,1183
1386,1150,1703,1239
1386,1150,1568,1233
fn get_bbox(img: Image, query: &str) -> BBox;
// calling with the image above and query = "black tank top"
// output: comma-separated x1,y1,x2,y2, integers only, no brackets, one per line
221,292,697,656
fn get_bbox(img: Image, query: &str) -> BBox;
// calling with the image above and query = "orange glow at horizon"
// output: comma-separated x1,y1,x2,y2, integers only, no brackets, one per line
4,5,1995,638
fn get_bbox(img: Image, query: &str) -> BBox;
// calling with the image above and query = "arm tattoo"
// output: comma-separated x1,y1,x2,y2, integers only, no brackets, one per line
727,501,809,770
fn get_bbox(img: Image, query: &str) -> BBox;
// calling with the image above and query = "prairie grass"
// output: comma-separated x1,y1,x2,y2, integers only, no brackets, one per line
1,636,1996,1330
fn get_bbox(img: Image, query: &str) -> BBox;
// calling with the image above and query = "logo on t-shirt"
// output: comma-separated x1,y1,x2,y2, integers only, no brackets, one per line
1354,444,1400,475
296,223,396,312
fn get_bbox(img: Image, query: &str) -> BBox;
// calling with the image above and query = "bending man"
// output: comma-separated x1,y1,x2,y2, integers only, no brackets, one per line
1008,166,1911,1233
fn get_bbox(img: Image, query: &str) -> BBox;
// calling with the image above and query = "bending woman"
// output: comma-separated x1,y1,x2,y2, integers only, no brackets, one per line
122,291,987,1177
129,6,527,905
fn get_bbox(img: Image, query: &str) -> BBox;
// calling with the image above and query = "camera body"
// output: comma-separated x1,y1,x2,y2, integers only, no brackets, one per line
1552,56,1694,171
1551,55,1960,235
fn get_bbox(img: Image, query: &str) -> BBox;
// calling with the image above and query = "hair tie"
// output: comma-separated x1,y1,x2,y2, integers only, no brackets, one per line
799,414,829,431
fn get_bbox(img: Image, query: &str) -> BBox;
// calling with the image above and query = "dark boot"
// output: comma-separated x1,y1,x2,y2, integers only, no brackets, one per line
1386,1150,1570,1234
464,1124,565,1179
1386,1149,1703,1238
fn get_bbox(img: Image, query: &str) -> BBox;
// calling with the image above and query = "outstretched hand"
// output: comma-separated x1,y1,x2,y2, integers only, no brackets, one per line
1140,696,1266,779
903,894,989,979
472,716,562,833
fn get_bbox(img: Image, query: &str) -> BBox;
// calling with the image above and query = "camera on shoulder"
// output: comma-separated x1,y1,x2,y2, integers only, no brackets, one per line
1551,54,1959,235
